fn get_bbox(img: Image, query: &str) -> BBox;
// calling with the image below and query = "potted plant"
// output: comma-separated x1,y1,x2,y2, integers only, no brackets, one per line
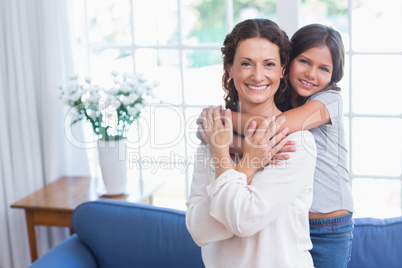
59,72,156,195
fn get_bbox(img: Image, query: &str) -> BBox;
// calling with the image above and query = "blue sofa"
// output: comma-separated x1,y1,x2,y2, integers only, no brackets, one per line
29,200,204,268
29,200,402,268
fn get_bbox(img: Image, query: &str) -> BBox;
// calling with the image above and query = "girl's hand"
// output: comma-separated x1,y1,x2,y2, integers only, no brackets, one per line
198,106,233,155
237,116,289,184
269,140,296,165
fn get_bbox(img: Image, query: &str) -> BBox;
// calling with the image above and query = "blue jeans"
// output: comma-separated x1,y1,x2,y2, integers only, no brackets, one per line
309,213,354,268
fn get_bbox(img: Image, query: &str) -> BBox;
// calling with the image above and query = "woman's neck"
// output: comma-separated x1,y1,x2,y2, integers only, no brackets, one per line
239,100,282,118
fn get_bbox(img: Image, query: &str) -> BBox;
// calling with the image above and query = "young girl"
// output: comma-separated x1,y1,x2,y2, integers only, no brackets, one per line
230,24,354,267
186,19,317,267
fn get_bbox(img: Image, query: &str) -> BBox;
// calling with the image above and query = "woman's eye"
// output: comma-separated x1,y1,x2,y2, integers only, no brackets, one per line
241,62,251,67
266,62,276,67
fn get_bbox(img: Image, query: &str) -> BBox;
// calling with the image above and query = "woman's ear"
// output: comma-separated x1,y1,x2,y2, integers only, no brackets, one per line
227,65,234,78
281,66,286,79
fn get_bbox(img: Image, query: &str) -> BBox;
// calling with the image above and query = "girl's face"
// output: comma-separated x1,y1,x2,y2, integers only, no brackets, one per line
289,45,333,98
228,38,284,111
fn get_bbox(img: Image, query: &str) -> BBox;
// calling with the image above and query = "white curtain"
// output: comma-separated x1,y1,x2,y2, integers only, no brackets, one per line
0,0,89,267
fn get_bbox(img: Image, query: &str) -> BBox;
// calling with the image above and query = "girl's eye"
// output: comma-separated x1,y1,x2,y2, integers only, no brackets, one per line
300,59,309,65
319,67,329,72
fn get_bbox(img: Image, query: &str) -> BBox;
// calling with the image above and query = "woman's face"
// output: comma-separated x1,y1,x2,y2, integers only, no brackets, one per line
228,38,284,110
289,45,333,98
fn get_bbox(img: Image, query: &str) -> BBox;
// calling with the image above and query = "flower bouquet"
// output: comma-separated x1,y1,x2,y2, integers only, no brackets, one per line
59,72,156,141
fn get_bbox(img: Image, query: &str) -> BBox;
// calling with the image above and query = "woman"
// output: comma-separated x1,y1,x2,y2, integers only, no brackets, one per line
229,24,354,267
186,19,317,267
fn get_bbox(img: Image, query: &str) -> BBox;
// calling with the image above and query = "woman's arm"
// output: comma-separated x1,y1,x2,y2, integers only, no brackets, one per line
186,146,234,247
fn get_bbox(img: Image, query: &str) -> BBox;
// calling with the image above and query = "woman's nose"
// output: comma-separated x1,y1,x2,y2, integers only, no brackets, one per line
252,66,264,81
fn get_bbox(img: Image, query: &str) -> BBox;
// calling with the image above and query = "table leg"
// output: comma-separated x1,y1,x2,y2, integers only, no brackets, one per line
25,210,38,262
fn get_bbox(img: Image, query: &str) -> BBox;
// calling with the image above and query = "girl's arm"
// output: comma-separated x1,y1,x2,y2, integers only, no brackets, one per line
232,100,330,136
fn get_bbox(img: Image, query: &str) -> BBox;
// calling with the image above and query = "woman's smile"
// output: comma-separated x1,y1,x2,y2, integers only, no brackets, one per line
246,84,270,91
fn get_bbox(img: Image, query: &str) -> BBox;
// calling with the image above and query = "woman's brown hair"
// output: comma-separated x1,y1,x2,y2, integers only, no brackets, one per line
221,19,292,112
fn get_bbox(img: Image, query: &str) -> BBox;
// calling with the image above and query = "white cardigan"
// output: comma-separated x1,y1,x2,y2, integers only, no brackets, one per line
186,131,317,268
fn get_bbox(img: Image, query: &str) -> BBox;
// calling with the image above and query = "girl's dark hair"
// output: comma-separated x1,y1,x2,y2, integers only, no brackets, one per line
221,18,292,111
278,23,345,110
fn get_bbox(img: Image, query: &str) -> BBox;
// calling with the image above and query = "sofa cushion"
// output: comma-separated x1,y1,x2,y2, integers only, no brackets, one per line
72,200,204,268
348,216,402,268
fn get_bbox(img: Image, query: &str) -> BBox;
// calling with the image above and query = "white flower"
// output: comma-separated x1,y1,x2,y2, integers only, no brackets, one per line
134,103,143,111
119,84,132,93
59,72,157,140
127,106,137,116
87,92,101,103
121,93,139,106
70,91,83,102
107,86,119,95
87,109,97,120
112,99,121,109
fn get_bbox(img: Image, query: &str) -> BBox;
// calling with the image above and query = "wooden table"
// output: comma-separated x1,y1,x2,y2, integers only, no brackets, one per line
11,176,163,262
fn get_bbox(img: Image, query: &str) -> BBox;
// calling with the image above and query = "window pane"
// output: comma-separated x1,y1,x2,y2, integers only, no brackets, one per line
352,55,402,115
182,0,226,44
352,117,402,176
87,0,132,45
352,1,402,52
139,105,186,159
133,0,179,45
144,168,187,211
185,107,204,159
299,0,349,52
352,178,401,218
233,1,276,23
338,55,350,114
300,0,349,49
89,49,133,83
183,50,225,106
135,49,182,104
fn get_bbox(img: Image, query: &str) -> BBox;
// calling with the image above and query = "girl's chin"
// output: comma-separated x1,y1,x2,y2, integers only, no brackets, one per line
295,88,314,98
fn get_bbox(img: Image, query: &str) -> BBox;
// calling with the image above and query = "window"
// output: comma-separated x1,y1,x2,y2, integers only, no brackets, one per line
70,0,402,217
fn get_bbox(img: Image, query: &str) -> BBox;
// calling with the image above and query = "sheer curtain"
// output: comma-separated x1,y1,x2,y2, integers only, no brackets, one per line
0,0,89,267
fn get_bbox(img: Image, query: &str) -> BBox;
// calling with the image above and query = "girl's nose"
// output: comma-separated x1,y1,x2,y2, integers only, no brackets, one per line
305,67,316,79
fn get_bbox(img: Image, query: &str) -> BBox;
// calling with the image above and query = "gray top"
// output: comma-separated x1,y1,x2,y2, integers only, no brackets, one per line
307,90,354,213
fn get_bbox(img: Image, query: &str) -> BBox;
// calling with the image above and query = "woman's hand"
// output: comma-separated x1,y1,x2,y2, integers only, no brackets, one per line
198,106,234,178
236,116,289,184
198,106,233,152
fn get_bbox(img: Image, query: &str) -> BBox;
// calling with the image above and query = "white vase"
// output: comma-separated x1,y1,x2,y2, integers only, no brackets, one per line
98,139,128,195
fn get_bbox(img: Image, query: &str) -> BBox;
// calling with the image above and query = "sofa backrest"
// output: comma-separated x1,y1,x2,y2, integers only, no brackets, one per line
72,200,204,268
348,216,402,268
